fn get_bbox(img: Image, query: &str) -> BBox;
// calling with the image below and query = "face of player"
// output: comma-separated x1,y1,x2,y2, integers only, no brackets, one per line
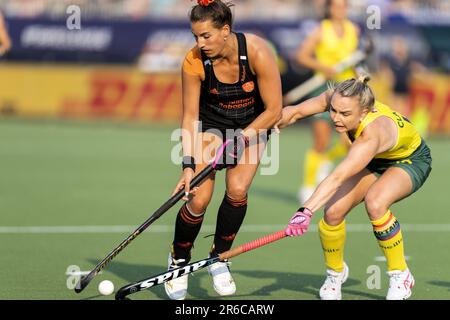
329,0,348,20
329,94,369,133
191,20,231,59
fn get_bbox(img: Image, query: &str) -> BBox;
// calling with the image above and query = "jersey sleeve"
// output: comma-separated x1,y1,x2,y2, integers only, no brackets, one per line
182,47,204,78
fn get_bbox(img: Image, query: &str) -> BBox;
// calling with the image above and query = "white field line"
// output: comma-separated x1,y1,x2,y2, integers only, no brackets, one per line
1,224,450,234
65,270,102,276
375,256,411,262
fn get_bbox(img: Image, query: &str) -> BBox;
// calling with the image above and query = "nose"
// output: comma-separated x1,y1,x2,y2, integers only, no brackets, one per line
330,111,339,123
197,38,205,49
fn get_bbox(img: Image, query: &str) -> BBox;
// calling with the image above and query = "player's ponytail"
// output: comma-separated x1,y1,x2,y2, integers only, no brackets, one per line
357,74,371,85
330,74,375,111
190,0,234,29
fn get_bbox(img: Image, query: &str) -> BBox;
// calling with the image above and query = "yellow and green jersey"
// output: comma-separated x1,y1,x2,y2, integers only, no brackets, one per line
352,101,422,160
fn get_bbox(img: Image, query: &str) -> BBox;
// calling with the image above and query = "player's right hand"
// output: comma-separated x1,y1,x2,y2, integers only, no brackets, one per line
274,105,297,133
172,168,199,201
285,207,313,236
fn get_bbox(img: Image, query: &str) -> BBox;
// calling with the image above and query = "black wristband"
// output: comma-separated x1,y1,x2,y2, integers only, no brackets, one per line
182,156,196,172
297,207,313,216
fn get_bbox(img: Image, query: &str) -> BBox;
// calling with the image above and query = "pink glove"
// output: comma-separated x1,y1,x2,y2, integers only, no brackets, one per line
285,207,313,236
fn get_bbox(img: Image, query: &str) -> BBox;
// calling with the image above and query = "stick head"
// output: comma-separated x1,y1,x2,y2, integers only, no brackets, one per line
74,274,91,293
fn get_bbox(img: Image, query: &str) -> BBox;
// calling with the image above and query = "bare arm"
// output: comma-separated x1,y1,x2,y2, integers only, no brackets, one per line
170,63,202,199
297,26,336,79
181,68,201,159
303,118,396,212
274,90,330,132
242,34,282,138
0,13,11,55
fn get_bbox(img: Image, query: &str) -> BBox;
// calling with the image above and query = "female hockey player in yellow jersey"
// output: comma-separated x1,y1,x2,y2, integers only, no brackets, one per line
276,75,432,300
295,0,359,203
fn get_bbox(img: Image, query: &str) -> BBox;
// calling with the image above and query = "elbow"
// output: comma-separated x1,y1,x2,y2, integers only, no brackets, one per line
296,52,308,67
297,55,306,67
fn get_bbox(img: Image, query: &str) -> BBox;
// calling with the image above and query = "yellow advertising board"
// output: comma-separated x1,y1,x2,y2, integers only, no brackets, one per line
410,74,450,134
0,64,183,122
0,63,449,134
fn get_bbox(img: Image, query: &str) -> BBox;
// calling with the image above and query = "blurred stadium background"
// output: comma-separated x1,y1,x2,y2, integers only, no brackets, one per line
1,0,449,300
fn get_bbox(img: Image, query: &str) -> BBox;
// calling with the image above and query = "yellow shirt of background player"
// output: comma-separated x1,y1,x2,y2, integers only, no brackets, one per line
315,19,358,82
353,101,422,160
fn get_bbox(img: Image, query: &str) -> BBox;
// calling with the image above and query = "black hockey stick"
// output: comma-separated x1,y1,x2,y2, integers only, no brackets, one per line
74,138,239,293
74,164,215,293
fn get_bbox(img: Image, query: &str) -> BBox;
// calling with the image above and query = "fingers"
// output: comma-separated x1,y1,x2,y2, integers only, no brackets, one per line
284,228,292,237
274,125,280,134
182,174,193,200
285,227,307,237
171,181,184,197
189,187,200,196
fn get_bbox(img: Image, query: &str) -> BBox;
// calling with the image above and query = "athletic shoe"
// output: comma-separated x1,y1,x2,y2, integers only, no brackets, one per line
319,262,349,300
386,268,414,300
207,256,236,296
164,252,188,300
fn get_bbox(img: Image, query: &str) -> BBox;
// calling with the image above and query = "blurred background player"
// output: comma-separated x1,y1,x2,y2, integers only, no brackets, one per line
380,36,430,137
277,75,432,300
166,0,282,300
0,10,11,56
294,0,361,203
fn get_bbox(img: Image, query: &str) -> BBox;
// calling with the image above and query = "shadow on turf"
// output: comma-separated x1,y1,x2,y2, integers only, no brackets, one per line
428,281,450,291
94,259,383,300
251,186,298,204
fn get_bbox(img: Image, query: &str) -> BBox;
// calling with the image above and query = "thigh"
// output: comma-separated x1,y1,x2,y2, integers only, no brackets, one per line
324,168,378,225
225,135,268,196
188,132,220,210
365,166,414,213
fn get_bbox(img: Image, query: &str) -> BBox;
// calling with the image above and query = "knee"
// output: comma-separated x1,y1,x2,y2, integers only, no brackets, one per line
324,204,346,226
226,185,248,201
188,196,211,214
364,193,388,220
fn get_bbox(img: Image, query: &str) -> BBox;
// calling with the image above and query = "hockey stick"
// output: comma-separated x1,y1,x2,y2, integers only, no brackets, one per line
74,139,237,293
115,229,287,300
74,164,215,293
75,139,239,293
284,50,367,105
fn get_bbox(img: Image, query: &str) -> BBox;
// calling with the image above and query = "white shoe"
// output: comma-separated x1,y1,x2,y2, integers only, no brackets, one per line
386,268,414,300
319,263,349,300
207,257,236,296
164,252,188,300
